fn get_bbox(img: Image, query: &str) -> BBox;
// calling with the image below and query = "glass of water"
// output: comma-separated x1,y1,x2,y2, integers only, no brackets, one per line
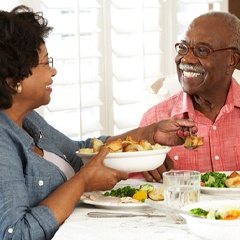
163,170,201,224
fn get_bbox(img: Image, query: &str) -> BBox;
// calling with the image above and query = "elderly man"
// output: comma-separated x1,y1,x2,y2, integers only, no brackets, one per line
132,11,240,182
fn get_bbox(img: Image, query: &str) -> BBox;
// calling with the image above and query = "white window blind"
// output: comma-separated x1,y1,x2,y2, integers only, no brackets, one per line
0,0,228,140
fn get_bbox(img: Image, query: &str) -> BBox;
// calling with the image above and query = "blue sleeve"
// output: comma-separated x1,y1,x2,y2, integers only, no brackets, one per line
0,132,58,240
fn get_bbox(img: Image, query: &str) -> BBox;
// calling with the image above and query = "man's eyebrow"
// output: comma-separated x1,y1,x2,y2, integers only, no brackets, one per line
180,40,213,48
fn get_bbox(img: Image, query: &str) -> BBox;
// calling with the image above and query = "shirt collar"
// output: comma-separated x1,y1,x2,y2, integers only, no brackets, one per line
170,77,240,119
225,77,240,108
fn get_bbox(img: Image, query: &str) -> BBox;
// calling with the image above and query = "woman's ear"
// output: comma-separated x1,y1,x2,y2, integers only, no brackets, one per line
5,78,22,93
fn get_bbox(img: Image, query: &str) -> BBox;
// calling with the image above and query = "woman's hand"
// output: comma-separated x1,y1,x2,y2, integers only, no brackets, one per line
79,148,128,192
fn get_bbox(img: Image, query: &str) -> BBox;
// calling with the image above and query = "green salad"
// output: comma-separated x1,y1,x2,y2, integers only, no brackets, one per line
201,172,228,188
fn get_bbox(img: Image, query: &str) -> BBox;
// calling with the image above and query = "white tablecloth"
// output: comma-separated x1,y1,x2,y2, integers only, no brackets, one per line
52,179,238,240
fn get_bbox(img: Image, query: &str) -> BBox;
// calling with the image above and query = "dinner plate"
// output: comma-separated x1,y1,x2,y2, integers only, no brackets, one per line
80,195,149,209
200,171,240,195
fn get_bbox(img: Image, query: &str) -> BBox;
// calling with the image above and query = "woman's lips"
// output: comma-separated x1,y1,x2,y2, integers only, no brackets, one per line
46,84,52,92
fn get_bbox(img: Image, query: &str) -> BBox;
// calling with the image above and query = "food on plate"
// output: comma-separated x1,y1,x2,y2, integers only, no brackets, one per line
102,184,164,203
190,205,240,220
190,208,209,217
184,135,204,149
104,186,138,198
84,191,122,203
225,171,240,188
78,136,166,154
201,172,227,188
139,183,154,193
148,187,164,201
132,190,148,202
201,171,240,188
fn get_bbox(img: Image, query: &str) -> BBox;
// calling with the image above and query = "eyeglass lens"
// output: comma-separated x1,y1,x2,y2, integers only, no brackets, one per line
48,57,53,68
175,44,210,58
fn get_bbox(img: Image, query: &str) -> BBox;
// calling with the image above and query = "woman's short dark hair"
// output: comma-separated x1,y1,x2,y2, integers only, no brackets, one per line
0,5,53,109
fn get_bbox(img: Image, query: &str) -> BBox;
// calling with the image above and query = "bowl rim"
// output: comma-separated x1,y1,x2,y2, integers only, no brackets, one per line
181,199,240,224
76,146,171,158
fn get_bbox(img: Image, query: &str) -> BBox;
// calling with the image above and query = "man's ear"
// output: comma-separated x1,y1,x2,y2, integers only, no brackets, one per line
227,51,240,74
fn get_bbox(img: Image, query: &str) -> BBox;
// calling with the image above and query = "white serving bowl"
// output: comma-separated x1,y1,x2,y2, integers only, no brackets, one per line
180,200,240,240
76,146,171,172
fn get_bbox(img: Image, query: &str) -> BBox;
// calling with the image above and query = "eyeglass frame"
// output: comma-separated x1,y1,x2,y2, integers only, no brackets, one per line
175,42,239,59
38,57,53,68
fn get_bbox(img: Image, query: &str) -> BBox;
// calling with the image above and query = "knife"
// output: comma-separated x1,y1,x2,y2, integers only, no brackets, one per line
87,211,166,218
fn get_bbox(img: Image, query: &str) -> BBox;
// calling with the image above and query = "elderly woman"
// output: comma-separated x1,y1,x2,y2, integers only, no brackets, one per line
0,5,196,240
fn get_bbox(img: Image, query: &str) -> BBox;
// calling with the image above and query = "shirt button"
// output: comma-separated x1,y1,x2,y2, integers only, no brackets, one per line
8,228,13,233
215,156,220,160
38,180,44,186
174,156,179,160
212,126,217,130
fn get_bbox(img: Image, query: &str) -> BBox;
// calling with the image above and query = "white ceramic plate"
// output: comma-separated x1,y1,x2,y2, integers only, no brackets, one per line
76,146,171,173
180,200,240,240
80,195,149,209
200,171,240,195
145,199,166,210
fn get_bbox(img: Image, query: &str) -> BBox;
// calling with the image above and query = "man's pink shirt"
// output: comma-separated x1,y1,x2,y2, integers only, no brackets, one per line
129,78,240,178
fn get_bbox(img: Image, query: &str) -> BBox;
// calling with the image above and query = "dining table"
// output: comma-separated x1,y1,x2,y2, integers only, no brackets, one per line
52,178,239,240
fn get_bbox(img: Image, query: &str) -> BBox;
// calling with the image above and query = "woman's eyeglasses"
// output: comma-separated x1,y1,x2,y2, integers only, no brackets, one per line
39,57,53,68
175,43,239,59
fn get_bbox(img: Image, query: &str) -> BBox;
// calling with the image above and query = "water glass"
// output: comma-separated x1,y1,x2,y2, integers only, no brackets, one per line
163,170,201,223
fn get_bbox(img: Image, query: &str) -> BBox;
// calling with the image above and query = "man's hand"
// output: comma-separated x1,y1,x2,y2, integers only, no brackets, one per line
142,155,174,182
152,118,197,146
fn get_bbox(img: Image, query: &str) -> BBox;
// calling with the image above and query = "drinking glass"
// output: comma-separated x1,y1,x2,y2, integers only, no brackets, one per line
163,170,201,224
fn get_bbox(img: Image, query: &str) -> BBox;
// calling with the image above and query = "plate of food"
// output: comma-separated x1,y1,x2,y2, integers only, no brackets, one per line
200,171,240,195
180,200,240,240
76,136,171,172
80,184,164,209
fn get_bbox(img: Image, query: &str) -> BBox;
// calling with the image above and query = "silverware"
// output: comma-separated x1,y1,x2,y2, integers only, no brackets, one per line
87,211,166,218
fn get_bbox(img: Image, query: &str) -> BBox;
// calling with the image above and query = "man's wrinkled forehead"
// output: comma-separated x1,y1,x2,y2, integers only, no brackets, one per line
183,16,227,45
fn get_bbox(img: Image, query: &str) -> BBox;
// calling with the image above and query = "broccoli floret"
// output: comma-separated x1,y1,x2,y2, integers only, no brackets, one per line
126,188,137,197
104,186,138,197
190,208,209,217
139,184,154,193
201,172,227,188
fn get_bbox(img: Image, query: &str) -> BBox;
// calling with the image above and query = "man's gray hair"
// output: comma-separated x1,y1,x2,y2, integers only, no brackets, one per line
191,11,240,50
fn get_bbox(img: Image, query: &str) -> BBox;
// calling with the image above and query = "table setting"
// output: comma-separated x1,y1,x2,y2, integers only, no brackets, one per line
53,138,240,240
52,174,240,240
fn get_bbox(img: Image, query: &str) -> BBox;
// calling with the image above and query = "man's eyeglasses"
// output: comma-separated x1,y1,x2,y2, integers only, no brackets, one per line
39,57,53,68
175,43,239,59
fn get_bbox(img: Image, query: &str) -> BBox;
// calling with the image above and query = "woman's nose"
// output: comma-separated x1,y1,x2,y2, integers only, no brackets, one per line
51,67,57,77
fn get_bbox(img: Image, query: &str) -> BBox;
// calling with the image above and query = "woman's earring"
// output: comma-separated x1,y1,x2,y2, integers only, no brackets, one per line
15,83,22,93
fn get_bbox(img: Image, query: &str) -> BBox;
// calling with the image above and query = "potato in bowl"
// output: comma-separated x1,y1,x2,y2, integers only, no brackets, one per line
76,136,171,172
